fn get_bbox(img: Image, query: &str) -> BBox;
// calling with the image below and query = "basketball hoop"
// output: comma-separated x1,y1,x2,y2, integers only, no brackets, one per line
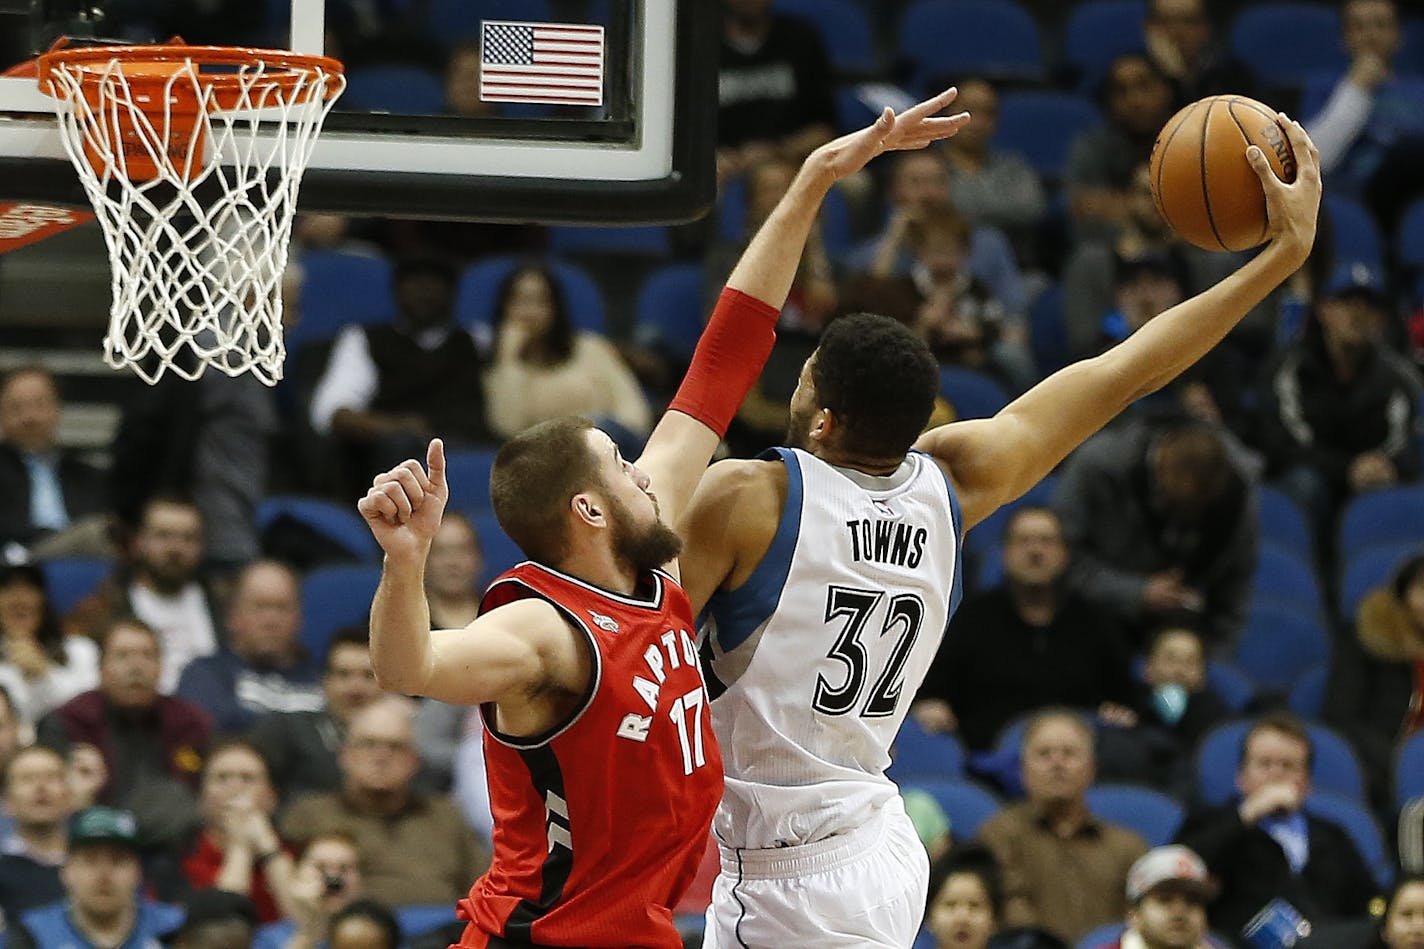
37,41,345,385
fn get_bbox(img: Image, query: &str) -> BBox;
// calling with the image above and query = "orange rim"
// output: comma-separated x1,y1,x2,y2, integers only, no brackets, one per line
37,43,346,106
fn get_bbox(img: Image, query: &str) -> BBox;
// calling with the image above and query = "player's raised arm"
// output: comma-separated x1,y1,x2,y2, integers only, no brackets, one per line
917,116,1322,531
635,89,971,528
359,438,576,705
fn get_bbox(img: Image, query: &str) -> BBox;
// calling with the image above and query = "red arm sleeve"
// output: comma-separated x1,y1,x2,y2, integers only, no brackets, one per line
667,287,780,437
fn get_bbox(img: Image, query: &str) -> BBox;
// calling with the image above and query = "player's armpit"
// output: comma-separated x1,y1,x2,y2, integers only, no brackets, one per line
420,598,581,707
675,459,783,617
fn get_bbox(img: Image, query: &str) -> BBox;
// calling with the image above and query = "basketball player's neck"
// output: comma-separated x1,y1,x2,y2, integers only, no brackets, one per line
808,443,904,477
557,549,640,598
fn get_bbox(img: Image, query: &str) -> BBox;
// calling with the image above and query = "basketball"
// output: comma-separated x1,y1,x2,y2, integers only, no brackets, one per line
1148,94,1297,253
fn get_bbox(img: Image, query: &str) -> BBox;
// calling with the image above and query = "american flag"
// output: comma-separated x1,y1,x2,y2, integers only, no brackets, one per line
480,21,605,106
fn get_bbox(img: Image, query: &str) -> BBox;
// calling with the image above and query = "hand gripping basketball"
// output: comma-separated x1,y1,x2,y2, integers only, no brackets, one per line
358,438,450,559
1246,115,1321,256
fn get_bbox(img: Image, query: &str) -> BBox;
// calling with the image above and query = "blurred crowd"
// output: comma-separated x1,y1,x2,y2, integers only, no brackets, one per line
3,0,1424,946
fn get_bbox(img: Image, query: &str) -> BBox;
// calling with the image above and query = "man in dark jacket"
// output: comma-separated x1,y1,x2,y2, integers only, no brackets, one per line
912,506,1137,753
0,366,108,558
1260,261,1422,544
1174,712,1378,938
38,618,211,845
1053,417,1257,650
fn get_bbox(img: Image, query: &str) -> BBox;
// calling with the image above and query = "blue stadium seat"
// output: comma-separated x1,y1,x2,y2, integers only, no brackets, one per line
1085,783,1184,846
1229,4,1346,89
469,509,527,586
1205,661,1257,714
288,250,395,350
300,565,383,656
256,496,381,564
39,557,111,616
444,448,499,513
1339,542,1420,620
1029,282,1069,376
1233,602,1330,693
548,225,673,258
427,0,553,45
716,175,855,258
1257,485,1314,561
898,0,1045,92
1399,197,1424,270
1063,0,1147,92
634,264,705,364
1250,543,1326,619
901,779,1001,840
1076,923,1128,949
890,716,967,782
455,256,607,335
1305,791,1395,890
1340,486,1424,562
1322,195,1384,272
939,367,1010,420
342,65,447,114
774,0,877,75
1196,720,1366,807
992,91,1101,182
1288,664,1328,720
1396,730,1424,811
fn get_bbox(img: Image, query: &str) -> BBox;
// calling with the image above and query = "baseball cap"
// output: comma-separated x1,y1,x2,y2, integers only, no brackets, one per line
68,806,140,851
1126,845,1217,903
1321,260,1386,302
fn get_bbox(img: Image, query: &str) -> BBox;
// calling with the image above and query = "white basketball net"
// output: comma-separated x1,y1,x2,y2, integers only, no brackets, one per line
42,53,344,385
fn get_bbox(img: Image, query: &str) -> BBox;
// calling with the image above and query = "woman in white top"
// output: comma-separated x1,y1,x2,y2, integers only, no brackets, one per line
484,263,652,445
0,564,100,725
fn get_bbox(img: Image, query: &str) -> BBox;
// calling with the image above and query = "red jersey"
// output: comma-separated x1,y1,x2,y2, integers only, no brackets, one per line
454,562,723,949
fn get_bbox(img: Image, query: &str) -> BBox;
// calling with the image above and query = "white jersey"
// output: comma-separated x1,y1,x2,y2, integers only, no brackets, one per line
702,447,963,850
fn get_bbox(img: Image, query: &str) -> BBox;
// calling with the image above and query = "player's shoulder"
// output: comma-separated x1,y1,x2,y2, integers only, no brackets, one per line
702,455,786,499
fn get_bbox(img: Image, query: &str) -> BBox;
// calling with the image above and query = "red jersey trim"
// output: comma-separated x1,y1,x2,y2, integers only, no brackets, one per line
479,578,603,751
520,561,669,611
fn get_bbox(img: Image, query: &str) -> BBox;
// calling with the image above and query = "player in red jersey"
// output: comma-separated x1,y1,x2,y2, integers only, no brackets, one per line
357,89,970,949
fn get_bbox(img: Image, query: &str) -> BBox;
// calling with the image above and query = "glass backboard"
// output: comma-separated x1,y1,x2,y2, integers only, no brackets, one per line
0,0,716,224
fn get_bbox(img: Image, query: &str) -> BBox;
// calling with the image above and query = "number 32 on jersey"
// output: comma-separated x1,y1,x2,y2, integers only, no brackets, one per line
813,585,924,718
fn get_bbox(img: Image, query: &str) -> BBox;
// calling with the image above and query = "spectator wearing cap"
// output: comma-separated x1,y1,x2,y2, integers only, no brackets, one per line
8,806,184,949
1087,845,1217,949
1175,712,1378,937
977,710,1148,943
37,617,211,846
176,560,322,736
279,696,489,907
1259,260,1423,546
249,627,382,802
166,889,258,949
0,745,74,922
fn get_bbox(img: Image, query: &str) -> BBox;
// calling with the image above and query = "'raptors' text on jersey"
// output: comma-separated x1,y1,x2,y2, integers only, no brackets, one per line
455,562,722,949
701,447,962,850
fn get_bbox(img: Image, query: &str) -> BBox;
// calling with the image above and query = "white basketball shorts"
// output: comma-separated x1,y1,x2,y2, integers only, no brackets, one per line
703,796,930,949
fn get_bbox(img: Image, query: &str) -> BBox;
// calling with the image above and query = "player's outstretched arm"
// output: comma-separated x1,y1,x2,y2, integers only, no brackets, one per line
638,89,973,532
917,115,1322,531
359,439,574,705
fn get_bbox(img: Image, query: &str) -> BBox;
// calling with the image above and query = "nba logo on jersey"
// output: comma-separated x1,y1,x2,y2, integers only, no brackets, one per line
872,499,901,519
588,610,620,633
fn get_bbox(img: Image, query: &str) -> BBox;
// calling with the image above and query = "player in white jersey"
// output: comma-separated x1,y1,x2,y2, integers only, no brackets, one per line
677,117,1323,948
